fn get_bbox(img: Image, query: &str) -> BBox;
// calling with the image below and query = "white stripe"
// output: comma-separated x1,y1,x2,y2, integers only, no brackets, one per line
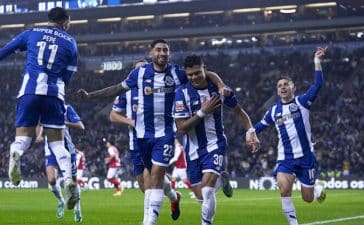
170,66,181,86
67,65,77,72
153,73,166,138
57,78,65,101
296,96,313,152
17,73,30,98
302,215,364,225
135,68,145,138
34,73,48,95
125,91,134,150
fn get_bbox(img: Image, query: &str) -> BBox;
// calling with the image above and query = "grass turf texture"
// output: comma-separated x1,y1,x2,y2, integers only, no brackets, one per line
0,189,363,225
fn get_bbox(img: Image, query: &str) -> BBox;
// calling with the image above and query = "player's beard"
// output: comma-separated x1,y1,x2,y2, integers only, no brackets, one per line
153,55,168,69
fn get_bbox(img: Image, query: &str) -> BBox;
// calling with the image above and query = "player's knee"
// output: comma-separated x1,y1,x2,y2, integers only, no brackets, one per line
10,136,32,154
48,178,57,185
302,195,314,203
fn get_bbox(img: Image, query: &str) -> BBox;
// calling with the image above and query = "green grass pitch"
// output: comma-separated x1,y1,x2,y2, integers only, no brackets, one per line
0,189,363,225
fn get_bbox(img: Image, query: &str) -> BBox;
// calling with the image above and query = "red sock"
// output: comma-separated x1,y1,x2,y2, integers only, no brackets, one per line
171,179,176,189
108,178,120,191
77,179,85,187
184,180,192,189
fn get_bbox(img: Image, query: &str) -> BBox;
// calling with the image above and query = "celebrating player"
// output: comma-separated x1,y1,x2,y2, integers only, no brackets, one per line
173,54,259,225
253,48,327,225
0,7,79,209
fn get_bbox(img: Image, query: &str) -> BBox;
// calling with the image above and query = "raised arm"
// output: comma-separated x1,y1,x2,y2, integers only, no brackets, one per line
298,47,326,107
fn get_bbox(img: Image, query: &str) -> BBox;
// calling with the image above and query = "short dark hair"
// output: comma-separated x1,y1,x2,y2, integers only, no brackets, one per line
277,75,293,84
150,39,169,49
133,59,148,68
48,7,69,23
184,54,204,68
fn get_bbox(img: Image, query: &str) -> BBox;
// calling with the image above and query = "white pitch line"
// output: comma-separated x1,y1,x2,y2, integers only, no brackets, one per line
302,215,364,225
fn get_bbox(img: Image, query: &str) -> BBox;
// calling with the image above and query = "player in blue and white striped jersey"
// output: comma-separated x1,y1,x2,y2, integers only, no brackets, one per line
173,55,259,225
253,47,327,225
110,59,182,224
78,40,228,225
0,7,79,209
39,104,84,222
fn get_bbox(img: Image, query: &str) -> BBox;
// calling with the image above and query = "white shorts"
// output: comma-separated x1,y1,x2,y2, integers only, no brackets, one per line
172,168,187,180
77,169,84,179
107,168,119,179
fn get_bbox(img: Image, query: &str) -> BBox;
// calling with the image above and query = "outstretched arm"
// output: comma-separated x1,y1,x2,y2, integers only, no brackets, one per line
205,71,230,96
77,83,128,100
65,121,85,131
233,104,260,153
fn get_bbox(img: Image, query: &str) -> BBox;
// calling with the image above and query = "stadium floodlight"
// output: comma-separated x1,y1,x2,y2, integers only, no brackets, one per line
162,13,190,18
280,8,296,14
232,8,261,13
70,20,88,24
0,24,25,28
97,17,122,22
126,15,154,21
305,2,337,8
265,5,297,11
34,22,49,26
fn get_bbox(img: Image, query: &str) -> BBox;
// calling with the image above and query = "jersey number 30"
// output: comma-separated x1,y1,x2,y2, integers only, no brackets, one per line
36,41,58,70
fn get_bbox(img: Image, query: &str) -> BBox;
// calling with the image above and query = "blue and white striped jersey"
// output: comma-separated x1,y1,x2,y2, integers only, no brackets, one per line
121,63,187,139
173,81,238,161
254,71,324,161
0,26,78,101
45,104,81,156
112,88,138,150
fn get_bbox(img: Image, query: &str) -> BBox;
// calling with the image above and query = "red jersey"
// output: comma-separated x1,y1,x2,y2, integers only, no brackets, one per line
175,143,187,169
107,145,121,168
76,151,86,170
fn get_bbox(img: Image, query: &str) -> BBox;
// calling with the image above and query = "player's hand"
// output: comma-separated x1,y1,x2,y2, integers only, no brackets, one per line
77,89,89,101
219,86,231,97
104,157,111,164
246,129,260,153
314,47,327,61
201,95,221,114
35,136,44,144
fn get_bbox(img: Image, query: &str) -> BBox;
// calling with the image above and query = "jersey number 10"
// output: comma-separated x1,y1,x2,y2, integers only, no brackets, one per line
36,41,58,70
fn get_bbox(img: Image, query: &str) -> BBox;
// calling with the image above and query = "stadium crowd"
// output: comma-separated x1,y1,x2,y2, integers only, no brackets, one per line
0,45,363,180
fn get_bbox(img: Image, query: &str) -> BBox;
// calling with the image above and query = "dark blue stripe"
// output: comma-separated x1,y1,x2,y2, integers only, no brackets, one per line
143,66,154,138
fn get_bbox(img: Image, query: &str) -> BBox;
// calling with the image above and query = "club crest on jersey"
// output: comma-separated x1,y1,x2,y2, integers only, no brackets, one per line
164,76,175,86
132,104,138,112
144,86,152,95
289,103,298,112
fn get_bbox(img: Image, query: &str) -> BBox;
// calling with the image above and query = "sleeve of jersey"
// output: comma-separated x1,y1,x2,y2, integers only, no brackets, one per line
223,90,238,108
173,88,191,118
0,30,28,60
63,41,78,85
121,69,138,89
176,66,188,84
66,105,81,123
298,71,324,109
253,108,274,134
112,94,126,112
